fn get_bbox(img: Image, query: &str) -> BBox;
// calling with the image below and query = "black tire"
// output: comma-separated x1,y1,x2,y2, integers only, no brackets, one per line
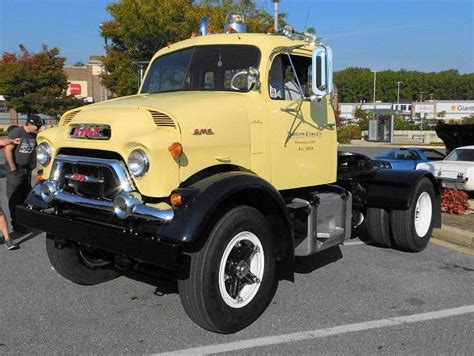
390,178,435,252
365,207,392,247
46,235,120,285
178,206,277,334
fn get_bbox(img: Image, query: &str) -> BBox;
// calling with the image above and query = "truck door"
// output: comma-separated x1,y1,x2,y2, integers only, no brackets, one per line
267,52,337,190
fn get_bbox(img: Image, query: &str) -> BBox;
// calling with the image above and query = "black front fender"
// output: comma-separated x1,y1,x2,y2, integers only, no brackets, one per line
151,171,294,251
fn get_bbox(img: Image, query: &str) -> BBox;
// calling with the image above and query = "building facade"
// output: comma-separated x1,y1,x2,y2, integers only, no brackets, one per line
340,100,474,121
64,56,110,103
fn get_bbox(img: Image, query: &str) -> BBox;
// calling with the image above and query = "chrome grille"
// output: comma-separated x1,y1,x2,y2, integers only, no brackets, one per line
61,163,119,200
148,110,176,128
50,155,134,203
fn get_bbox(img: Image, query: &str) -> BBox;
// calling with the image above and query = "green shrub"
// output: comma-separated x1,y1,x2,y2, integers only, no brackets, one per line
337,124,361,143
462,114,474,124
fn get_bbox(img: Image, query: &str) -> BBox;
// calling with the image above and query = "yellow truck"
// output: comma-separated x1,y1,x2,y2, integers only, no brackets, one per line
18,15,441,334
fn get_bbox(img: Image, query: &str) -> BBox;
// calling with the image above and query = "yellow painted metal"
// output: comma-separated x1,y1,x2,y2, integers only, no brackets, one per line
39,33,337,198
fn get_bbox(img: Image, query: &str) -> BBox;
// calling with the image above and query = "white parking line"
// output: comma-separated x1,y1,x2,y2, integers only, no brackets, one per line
343,240,366,246
155,305,474,356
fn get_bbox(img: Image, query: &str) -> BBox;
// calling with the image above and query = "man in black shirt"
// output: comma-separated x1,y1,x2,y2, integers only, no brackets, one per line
5,114,44,233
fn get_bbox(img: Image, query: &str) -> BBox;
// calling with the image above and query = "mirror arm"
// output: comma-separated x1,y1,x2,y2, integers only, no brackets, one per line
286,53,305,98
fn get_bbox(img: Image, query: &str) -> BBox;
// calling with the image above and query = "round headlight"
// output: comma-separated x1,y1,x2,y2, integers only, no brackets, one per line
127,149,149,177
36,142,51,165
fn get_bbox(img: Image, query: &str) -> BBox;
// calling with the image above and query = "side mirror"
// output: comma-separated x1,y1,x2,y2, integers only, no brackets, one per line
311,46,333,98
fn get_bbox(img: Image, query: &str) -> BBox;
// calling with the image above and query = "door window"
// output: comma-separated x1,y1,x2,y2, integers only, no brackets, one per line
268,54,311,101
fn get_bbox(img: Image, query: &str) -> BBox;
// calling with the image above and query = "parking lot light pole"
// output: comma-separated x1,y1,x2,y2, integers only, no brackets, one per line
419,91,425,136
396,81,402,115
372,70,377,120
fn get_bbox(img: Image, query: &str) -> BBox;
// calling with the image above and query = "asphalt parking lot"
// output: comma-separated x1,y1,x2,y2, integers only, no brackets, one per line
1,201,473,354
1,146,473,354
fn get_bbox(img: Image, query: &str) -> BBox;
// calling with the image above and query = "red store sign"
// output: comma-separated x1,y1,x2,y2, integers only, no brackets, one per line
69,83,82,95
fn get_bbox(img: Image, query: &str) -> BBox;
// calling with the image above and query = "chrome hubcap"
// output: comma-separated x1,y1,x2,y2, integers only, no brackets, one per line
218,232,264,308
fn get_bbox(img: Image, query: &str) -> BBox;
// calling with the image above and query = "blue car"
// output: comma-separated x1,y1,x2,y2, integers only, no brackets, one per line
372,147,445,170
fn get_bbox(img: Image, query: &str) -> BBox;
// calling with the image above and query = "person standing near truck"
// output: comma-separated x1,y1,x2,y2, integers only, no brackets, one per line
0,137,21,249
4,115,43,233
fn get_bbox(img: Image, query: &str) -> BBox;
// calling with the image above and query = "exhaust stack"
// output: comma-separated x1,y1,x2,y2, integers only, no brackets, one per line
199,17,209,36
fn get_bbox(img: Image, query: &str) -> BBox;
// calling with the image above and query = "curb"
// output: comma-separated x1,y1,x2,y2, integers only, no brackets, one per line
432,225,474,250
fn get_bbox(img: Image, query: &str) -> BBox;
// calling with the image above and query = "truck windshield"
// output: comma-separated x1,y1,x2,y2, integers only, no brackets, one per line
141,45,260,94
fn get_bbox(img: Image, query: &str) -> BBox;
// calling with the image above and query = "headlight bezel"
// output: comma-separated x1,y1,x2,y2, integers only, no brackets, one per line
127,149,149,178
36,142,52,166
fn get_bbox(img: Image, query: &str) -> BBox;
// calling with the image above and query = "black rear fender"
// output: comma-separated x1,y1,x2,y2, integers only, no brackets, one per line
362,169,441,228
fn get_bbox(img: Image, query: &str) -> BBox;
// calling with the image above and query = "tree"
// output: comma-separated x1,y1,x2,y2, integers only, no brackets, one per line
334,67,474,103
0,44,84,117
100,0,285,96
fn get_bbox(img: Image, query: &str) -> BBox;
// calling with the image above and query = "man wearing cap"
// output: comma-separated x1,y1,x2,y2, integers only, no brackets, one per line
4,114,43,233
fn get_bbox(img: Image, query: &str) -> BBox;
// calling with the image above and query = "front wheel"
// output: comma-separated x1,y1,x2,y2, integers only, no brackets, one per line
178,206,277,334
390,178,435,252
46,235,120,285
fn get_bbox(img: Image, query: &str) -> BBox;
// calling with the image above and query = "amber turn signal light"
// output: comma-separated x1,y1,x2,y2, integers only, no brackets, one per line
170,193,182,206
168,142,183,159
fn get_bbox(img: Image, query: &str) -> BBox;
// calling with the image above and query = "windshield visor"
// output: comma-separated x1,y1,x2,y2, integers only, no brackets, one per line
141,45,261,94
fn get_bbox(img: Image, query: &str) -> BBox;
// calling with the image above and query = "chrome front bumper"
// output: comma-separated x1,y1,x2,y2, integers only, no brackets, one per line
35,155,174,222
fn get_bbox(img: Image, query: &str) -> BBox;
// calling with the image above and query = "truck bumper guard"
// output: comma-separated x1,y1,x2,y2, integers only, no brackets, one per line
36,155,174,222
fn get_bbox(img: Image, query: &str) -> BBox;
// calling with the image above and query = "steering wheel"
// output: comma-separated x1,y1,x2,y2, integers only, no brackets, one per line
230,70,248,91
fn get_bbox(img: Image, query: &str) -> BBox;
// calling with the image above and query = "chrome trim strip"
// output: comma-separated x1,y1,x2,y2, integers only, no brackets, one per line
132,204,174,221
440,177,468,184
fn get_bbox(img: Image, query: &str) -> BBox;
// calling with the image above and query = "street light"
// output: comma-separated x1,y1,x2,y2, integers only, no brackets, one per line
372,70,377,120
396,81,402,115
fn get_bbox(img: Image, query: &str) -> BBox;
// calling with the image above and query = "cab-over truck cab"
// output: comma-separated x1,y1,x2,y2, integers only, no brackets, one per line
18,15,440,334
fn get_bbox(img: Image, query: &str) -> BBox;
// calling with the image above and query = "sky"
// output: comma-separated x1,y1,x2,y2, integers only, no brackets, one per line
0,0,472,73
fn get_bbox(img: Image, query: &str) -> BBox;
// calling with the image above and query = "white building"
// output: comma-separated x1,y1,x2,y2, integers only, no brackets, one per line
431,101,474,120
340,100,474,121
339,102,394,122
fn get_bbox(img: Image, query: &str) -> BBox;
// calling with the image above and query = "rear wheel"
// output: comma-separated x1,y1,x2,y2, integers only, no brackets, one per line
390,178,435,252
46,235,120,285
178,206,277,334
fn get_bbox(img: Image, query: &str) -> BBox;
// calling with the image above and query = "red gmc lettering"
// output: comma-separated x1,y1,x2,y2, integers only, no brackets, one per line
72,127,104,138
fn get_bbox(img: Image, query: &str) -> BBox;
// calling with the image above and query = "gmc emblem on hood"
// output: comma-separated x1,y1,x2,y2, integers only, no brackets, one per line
69,125,111,140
